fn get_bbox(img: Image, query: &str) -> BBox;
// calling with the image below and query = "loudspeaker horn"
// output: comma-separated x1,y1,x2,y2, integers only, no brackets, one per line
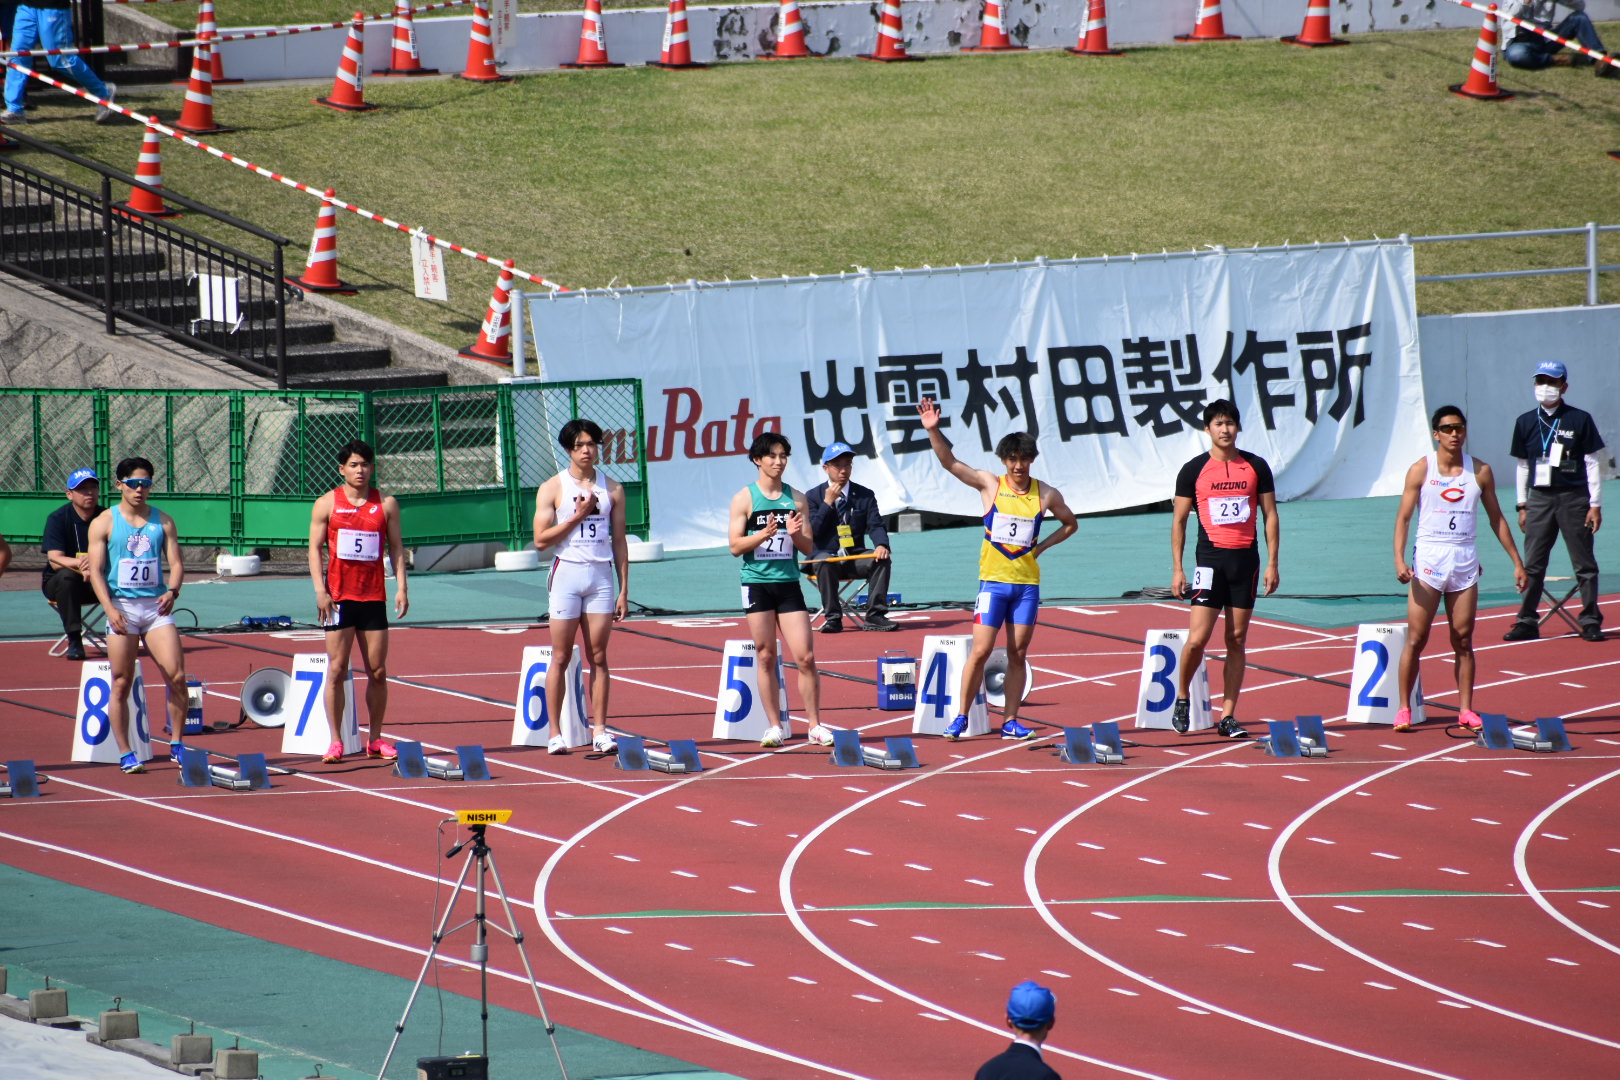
983,647,1035,708
240,667,293,728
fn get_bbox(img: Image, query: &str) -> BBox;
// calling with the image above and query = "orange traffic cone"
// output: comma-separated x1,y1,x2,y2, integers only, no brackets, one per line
762,0,814,59
174,31,231,134
962,0,1026,52
1066,0,1123,56
198,1,242,84
1175,0,1241,41
560,0,624,68
858,0,923,61
288,190,357,295
459,260,516,364
316,15,379,112
376,0,440,76
115,125,181,219
1281,0,1347,47
456,2,513,82
649,0,709,69
1450,5,1514,100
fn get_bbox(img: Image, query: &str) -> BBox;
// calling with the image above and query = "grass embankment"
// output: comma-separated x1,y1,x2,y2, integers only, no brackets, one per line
16,21,1620,350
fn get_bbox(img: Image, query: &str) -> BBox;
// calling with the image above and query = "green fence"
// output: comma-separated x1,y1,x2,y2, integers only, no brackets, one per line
0,380,647,553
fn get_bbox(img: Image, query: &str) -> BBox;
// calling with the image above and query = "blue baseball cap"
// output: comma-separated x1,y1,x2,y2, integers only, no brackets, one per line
1006,980,1056,1030
65,468,99,490
821,442,856,464
1535,361,1567,380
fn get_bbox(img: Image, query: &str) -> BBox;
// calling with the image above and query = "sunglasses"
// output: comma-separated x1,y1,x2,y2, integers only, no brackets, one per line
121,477,154,489
1435,423,1466,434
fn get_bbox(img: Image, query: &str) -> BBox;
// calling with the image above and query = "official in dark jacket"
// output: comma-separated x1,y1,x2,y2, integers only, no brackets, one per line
973,979,1062,1080
40,467,103,659
804,442,896,632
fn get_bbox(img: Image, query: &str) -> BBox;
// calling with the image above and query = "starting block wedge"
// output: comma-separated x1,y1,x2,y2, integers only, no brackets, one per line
1295,715,1330,757
177,746,266,791
176,745,212,787
1,760,46,798
1058,726,1099,764
830,728,864,767
883,736,920,768
663,738,703,773
1532,716,1572,752
394,741,430,778
1088,721,1125,764
454,745,491,781
1258,720,1302,758
1476,713,1514,750
615,735,650,771
237,753,271,789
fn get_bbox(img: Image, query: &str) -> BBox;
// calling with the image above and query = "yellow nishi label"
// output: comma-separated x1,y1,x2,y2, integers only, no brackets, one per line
456,809,513,825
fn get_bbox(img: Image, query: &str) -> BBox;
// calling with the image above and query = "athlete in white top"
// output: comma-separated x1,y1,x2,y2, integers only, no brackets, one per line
1392,406,1526,732
533,419,630,755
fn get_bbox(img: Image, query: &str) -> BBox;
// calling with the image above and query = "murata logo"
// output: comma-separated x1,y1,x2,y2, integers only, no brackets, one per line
1440,486,1466,502
646,387,782,462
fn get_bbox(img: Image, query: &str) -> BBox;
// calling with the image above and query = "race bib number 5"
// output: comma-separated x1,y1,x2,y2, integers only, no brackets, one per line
337,528,381,562
990,511,1037,548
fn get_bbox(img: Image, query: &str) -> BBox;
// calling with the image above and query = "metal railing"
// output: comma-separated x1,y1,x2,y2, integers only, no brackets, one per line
0,127,296,386
1406,224,1616,306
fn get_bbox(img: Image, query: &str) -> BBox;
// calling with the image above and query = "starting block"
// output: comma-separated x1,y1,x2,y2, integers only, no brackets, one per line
1,760,46,798
613,736,701,773
1092,720,1127,764
176,748,270,791
1294,715,1330,757
1058,724,1125,765
1258,720,1302,758
1477,715,1572,753
830,730,918,770
395,743,491,780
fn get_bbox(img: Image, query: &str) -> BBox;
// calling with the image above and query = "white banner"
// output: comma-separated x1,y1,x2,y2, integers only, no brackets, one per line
528,246,1426,551
411,233,448,301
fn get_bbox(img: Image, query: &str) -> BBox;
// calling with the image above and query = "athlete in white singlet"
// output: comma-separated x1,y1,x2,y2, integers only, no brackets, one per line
1392,406,1526,732
534,419,629,755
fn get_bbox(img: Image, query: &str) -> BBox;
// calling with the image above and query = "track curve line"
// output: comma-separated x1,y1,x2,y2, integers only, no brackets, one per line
1024,746,1469,1080
777,734,1174,1080
1512,765,1620,958
1267,745,1620,1050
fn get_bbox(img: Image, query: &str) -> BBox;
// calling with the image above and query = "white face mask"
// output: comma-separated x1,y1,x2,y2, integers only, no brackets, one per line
1534,384,1563,407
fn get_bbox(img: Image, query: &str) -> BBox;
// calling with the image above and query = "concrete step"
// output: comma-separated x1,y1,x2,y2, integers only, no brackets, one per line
287,367,450,393
184,317,337,353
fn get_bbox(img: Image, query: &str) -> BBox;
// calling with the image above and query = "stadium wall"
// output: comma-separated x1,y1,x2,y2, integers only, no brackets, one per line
215,0,1620,80
1417,305,1620,472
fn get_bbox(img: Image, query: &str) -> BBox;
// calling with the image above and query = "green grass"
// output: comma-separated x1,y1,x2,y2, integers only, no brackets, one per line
16,27,1620,350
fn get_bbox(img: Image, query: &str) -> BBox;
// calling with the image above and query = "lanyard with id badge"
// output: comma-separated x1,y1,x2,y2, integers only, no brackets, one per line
1534,415,1568,487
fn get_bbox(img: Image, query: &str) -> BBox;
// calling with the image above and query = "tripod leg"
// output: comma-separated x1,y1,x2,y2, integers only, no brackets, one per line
376,848,477,1080
482,851,572,1080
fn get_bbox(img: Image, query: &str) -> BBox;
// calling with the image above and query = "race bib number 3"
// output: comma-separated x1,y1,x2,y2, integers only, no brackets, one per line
1209,496,1251,524
118,556,159,589
990,511,1037,548
1192,566,1214,591
337,528,381,562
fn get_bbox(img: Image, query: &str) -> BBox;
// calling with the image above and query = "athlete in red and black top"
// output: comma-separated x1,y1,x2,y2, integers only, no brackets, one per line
1167,399,1281,739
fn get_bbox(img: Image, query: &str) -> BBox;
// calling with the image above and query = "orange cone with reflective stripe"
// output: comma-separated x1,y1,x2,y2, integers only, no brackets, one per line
459,260,516,364
762,0,813,59
561,0,624,68
962,0,1026,52
649,0,709,69
288,190,357,295
1175,0,1241,41
457,2,514,81
196,0,242,84
376,0,440,75
859,0,923,61
316,15,379,112
1066,0,1123,56
116,125,181,219
1282,0,1347,47
1450,5,1514,100
175,30,231,134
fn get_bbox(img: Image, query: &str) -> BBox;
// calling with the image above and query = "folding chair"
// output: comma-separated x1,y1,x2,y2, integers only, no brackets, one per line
1537,576,1582,634
48,601,106,657
802,553,879,630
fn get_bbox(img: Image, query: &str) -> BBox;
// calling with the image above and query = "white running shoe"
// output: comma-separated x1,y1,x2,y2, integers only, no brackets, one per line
592,731,617,753
807,724,835,746
760,725,785,748
547,735,568,754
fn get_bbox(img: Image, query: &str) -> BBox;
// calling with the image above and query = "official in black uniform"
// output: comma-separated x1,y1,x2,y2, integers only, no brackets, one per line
1503,360,1606,642
804,441,897,633
973,980,1061,1080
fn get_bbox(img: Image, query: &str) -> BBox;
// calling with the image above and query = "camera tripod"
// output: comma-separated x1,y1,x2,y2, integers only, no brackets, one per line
377,821,570,1080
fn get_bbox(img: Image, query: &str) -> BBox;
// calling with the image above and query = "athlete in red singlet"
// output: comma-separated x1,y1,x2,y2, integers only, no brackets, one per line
307,439,408,764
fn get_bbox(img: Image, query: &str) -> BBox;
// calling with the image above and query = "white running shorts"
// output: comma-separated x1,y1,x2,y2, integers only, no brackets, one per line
1412,541,1480,595
109,595,176,637
547,558,615,619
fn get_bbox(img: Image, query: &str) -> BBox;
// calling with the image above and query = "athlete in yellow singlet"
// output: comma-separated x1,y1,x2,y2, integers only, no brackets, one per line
919,397,1078,740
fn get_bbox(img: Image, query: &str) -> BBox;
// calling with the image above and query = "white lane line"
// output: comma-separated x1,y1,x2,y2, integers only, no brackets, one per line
1267,747,1620,1051
1513,767,1620,959
774,733,1173,1079
1022,746,1467,1080
0,828,769,1051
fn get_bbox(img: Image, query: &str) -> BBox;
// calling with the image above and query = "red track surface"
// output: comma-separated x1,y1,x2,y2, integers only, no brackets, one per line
2,598,1618,1079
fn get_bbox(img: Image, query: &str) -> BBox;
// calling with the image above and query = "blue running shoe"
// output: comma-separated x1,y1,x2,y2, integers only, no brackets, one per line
1000,718,1036,740
119,751,145,774
170,740,185,760
942,714,969,740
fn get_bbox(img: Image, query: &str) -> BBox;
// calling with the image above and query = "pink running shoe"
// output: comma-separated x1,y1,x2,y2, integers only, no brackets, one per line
321,740,344,764
1458,710,1483,731
366,738,398,760
1393,707,1415,732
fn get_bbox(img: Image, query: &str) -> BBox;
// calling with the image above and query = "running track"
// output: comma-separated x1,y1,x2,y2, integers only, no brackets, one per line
1,599,1618,1078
